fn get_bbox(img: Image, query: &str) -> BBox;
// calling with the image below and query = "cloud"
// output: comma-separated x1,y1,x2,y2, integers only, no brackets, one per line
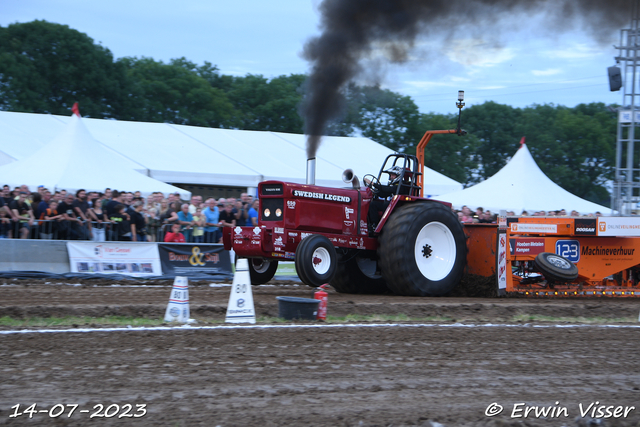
403,80,458,89
531,68,562,76
543,43,601,60
445,39,516,68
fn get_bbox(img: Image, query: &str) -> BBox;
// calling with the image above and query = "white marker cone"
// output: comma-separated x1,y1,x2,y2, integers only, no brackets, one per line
164,276,190,323
225,258,256,324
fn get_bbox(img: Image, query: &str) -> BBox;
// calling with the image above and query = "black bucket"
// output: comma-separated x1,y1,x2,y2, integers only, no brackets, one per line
276,296,320,320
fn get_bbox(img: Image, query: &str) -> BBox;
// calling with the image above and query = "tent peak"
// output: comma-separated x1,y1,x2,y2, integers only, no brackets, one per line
71,102,81,117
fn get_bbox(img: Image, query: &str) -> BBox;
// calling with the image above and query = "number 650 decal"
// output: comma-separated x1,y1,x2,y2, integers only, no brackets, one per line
555,240,580,263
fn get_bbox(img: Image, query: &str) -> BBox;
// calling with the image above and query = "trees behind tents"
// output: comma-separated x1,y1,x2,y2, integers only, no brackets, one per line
0,20,129,118
0,20,616,207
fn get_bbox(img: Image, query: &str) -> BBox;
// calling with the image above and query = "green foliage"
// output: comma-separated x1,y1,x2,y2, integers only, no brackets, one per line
225,73,306,133
462,101,523,181
354,85,423,152
514,103,616,206
327,84,423,152
417,113,479,184
0,20,129,118
118,56,236,127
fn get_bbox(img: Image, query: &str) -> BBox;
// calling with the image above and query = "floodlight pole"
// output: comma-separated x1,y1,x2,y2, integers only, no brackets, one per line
612,0,640,215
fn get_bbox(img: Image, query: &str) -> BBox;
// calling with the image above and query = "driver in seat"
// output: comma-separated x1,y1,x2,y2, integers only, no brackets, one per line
364,165,403,235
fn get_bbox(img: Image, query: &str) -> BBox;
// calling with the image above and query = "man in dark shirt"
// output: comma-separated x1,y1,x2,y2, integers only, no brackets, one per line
9,192,34,239
37,190,51,218
105,190,124,218
2,185,13,207
218,203,236,229
128,201,146,242
110,204,132,241
57,194,83,240
105,190,126,240
72,189,94,240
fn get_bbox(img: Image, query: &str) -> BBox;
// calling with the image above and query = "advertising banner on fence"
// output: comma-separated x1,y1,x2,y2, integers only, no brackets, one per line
67,242,162,277
157,243,233,278
597,217,640,237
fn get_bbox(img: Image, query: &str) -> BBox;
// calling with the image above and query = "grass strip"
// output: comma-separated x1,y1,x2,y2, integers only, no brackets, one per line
510,314,636,324
0,314,635,328
0,316,165,328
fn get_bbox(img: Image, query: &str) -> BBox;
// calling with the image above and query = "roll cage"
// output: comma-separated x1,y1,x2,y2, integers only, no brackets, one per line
376,154,422,198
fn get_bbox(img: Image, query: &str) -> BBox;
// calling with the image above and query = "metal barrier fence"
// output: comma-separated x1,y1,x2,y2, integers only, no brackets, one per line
157,223,221,244
0,220,222,243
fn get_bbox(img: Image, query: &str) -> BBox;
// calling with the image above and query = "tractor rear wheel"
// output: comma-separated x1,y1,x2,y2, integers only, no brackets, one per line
330,250,389,294
295,234,337,287
248,258,279,285
378,202,467,296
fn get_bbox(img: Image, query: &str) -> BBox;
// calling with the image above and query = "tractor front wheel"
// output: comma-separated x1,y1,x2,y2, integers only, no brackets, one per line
378,202,467,296
295,234,337,288
248,258,279,285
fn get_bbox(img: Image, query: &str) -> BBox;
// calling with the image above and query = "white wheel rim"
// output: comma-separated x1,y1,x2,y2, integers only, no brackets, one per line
547,255,571,270
414,221,456,281
311,247,331,275
251,259,271,274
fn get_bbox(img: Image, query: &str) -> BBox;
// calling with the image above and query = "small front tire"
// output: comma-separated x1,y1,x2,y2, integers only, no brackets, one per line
295,234,337,288
248,258,279,285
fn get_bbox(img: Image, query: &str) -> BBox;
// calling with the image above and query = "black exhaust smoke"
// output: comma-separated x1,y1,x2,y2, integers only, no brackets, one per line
301,0,631,159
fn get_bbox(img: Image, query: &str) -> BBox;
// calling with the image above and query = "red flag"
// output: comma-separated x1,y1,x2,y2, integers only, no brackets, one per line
519,136,525,147
71,102,81,117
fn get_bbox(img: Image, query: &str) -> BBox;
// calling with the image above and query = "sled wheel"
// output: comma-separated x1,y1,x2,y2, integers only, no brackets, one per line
330,250,389,294
295,234,337,288
534,252,579,282
378,202,467,296
248,258,279,285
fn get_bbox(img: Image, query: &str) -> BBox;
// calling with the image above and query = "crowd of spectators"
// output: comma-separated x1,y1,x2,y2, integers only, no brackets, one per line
0,184,259,243
453,205,603,224
0,184,604,241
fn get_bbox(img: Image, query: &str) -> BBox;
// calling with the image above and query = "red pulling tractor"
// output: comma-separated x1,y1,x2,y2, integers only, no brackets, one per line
223,96,468,297
223,153,466,296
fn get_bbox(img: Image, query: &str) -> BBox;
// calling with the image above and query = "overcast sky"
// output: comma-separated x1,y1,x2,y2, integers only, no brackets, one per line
1,0,628,115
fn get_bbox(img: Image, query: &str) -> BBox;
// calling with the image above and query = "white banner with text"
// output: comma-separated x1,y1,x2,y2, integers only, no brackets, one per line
67,242,162,277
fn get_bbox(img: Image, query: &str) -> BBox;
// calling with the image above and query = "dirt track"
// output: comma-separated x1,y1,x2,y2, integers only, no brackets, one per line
2,279,640,426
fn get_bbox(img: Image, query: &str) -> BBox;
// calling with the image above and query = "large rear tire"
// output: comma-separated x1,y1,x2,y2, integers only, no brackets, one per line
248,258,279,285
330,250,389,294
378,202,467,296
295,234,337,288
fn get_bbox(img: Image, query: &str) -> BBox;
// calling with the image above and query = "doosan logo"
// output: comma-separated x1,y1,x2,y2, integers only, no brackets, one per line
574,219,598,235
576,227,595,233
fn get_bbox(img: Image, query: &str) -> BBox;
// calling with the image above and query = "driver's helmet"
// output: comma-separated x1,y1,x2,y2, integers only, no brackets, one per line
385,165,403,185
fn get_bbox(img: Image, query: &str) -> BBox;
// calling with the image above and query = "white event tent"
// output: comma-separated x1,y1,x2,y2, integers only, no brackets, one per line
437,141,611,215
0,113,191,198
0,111,463,195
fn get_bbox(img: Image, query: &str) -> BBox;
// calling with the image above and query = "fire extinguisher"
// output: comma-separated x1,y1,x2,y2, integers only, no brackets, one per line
314,284,329,321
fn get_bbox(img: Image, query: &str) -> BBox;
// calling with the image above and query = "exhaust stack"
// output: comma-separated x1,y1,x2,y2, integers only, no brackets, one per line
306,157,316,185
342,169,361,190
